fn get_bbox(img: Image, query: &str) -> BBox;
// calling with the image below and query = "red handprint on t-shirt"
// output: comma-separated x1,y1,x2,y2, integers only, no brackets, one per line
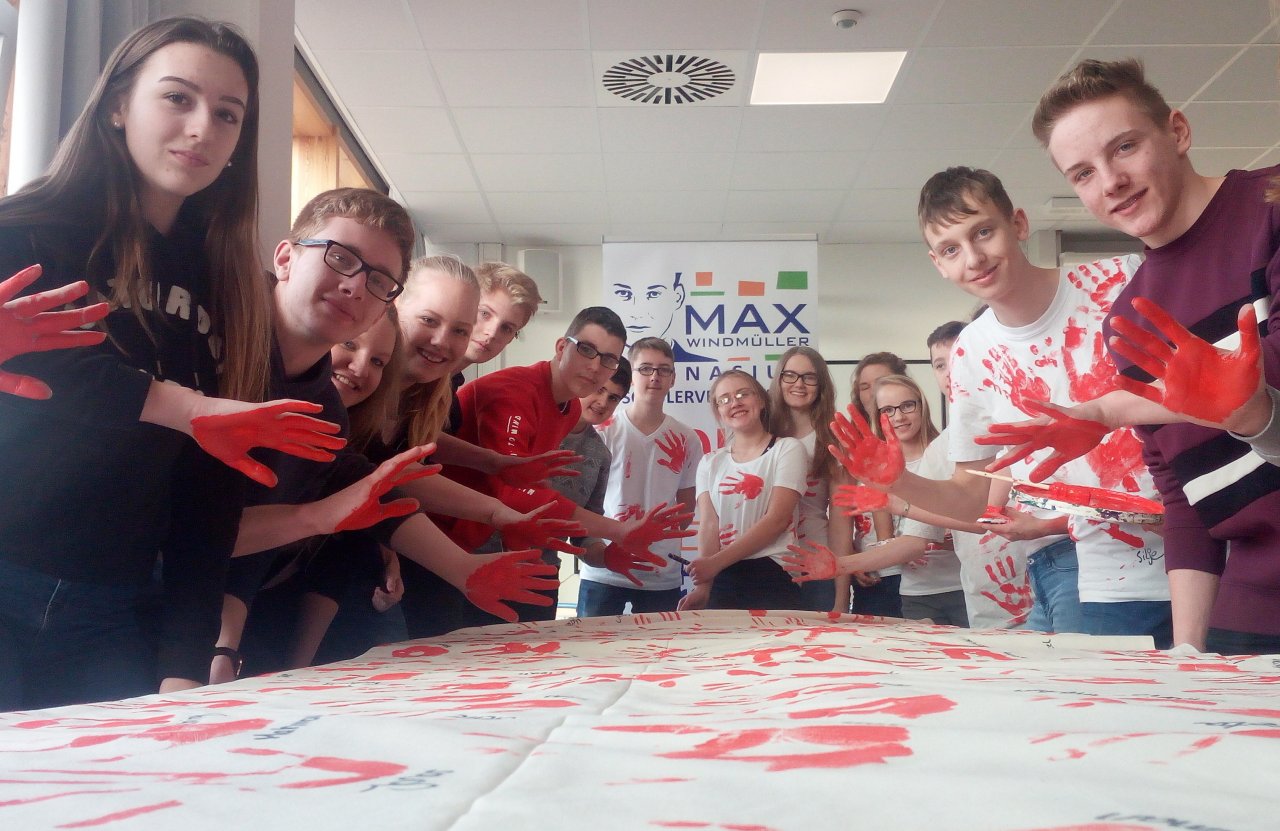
655,429,688,473
615,503,646,522
719,473,764,499
719,523,737,547
980,554,1032,624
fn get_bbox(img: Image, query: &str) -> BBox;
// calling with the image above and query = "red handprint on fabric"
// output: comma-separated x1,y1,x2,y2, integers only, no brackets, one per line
980,555,1032,624
598,724,912,771
719,472,765,499
832,484,889,515
655,429,689,473
718,523,737,547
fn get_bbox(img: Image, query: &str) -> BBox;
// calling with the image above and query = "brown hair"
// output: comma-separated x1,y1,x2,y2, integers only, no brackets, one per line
628,336,675,362
870,374,939,456
394,255,479,447
918,166,1015,233
0,17,270,401
344,307,405,454
1032,58,1172,148
289,188,416,279
475,261,541,324
710,369,771,439
850,351,909,423
766,346,837,480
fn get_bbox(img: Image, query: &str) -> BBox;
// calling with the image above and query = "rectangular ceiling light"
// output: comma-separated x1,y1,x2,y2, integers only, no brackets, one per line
750,51,906,105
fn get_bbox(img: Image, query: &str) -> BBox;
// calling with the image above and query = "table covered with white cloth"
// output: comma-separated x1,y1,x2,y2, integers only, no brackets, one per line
0,610,1276,830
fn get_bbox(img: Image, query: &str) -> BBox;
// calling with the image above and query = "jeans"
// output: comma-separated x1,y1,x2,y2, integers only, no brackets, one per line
1022,538,1085,635
1080,600,1173,648
0,559,154,711
576,580,682,617
901,589,970,627
851,573,902,618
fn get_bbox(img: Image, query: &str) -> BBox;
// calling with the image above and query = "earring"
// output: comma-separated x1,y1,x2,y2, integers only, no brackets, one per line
111,119,122,129
225,160,233,169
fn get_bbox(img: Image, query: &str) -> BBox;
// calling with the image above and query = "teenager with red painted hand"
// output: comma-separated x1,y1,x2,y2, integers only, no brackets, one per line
0,265,109,399
0,19,350,709
680,370,807,611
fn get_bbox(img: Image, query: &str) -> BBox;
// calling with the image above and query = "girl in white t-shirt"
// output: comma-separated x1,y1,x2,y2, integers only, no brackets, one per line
680,370,808,611
766,347,843,613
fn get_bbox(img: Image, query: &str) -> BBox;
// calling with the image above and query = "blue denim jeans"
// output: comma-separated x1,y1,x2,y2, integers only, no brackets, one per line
0,559,154,711
798,578,837,613
1081,600,1173,648
1021,538,1085,635
576,579,682,617
851,573,902,618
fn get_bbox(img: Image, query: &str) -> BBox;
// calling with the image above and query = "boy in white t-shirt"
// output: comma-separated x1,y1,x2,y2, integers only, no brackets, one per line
831,167,1171,645
577,337,702,615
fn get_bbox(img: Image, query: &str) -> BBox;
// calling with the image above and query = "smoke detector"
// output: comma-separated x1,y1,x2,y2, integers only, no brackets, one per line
832,9,862,29
602,54,735,105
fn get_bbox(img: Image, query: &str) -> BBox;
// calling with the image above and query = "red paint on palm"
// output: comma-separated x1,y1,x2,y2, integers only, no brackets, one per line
829,407,904,487
977,398,1109,482
497,448,583,488
719,472,764,499
462,550,559,623
501,515,587,555
190,400,347,487
655,429,689,473
621,502,696,552
1110,297,1261,424
781,541,839,581
602,541,664,587
334,447,436,532
831,484,888,515
977,504,1009,525
0,264,110,399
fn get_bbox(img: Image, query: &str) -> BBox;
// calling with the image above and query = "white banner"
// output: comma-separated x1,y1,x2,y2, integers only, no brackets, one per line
603,240,819,452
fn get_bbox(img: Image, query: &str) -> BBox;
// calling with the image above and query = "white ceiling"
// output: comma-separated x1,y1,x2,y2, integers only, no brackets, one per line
295,0,1280,248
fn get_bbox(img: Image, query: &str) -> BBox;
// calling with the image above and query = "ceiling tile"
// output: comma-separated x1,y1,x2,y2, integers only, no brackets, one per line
378,153,478,191
825,221,930,243
893,47,1078,104
587,0,765,50
837,188,924,222
501,224,609,245
923,0,1115,47
604,222,726,242
430,51,596,107
312,50,442,107
401,190,493,224
855,148,1000,189
1189,146,1274,175
1198,45,1280,101
348,107,460,155
420,223,502,244
876,103,1030,149
453,108,602,154
607,191,726,224
757,0,945,50
597,107,742,152
296,0,422,50
1180,101,1280,147
730,152,864,190
487,192,610,225
724,189,847,222
604,153,735,191
473,154,606,191
988,147,1067,189
408,0,587,50
737,105,887,152
1093,0,1274,46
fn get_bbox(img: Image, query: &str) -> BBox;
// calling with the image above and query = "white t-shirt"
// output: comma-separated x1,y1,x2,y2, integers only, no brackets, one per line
695,436,807,564
947,256,1169,603
900,427,1035,627
581,408,703,590
795,431,830,550
896,445,963,597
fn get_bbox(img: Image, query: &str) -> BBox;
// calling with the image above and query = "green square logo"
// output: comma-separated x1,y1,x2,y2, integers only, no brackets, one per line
777,271,808,290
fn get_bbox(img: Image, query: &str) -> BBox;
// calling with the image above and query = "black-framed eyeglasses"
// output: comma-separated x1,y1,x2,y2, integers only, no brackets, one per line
779,369,820,387
296,239,403,303
714,388,756,407
877,400,919,417
565,336,621,369
636,365,675,378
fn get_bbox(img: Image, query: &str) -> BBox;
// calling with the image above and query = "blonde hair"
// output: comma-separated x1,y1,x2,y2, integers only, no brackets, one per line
870,373,939,457
344,307,404,453
710,369,771,441
395,255,479,446
475,261,542,325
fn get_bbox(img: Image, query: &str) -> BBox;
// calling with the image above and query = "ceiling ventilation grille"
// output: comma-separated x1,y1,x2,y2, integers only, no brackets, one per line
602,54,734,104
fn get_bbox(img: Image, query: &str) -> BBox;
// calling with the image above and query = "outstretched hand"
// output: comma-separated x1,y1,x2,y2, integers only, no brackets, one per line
974,399,1109,482
497,448,583,488
1110,297,1265,432
602,542,665,587
0,264,110,399
831,483,890,515
620,501,696,553
334,444,439,532
191,399,347,487
463,549,560,622
780,540,840,583
829,406,903,488
501,513,587,556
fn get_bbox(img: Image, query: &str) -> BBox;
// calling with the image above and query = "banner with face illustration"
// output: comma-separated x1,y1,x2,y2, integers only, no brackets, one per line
603,240,819,451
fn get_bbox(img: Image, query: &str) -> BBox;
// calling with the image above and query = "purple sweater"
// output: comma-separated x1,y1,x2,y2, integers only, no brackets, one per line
1104,166,1280,636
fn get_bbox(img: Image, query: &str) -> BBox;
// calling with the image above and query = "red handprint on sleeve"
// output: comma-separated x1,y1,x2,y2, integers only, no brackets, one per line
980,555,1032,625
655,429,689,473
719,473,764,499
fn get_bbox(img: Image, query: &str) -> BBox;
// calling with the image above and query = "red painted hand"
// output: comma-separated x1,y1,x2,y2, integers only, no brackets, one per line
829,406,904,488
602,541,665,587
190,399,347,487
463,550,560,622
501,514,587,556
334,445,439,532
1110,297,1264,431
975,399,1109,482
0,264,110,399
831,484,890,515
718,472,765,499
976,504,1009,525
781,541,839,582
620,502,696,553
655,429,689,473
497,448,583,488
